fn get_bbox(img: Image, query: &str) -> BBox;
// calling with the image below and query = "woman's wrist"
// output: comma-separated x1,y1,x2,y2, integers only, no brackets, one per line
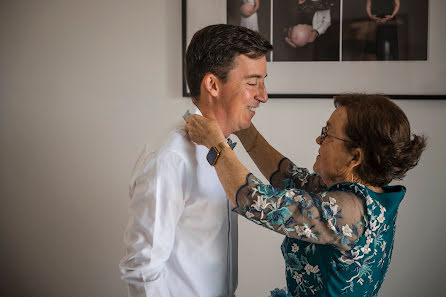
235,125,257,149
208,136,226,149
245,130,259,153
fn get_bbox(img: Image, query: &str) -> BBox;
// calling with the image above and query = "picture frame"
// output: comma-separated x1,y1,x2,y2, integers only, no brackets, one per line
182,0,446,99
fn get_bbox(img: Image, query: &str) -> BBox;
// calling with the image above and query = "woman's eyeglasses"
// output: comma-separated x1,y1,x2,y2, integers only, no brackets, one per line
319,126,355,145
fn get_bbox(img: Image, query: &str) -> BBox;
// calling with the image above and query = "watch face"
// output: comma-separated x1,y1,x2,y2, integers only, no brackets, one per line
206,147,218,166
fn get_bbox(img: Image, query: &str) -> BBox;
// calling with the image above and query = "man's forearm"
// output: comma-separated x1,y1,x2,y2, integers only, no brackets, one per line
313,9,331,35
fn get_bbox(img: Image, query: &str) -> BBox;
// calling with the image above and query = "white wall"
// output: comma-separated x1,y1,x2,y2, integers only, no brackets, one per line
1,1,445,297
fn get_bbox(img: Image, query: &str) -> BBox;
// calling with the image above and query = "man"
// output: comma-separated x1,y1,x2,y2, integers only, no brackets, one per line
119,24,272,297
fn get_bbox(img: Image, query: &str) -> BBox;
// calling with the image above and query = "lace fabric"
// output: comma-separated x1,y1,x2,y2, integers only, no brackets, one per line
233,158,406,296
235,158,366,251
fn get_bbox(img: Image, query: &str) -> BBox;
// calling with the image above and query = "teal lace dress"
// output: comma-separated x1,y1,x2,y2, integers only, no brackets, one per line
233,158,405,297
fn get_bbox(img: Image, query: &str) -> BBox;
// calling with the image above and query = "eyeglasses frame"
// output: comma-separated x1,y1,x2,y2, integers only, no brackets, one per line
319,126,356,146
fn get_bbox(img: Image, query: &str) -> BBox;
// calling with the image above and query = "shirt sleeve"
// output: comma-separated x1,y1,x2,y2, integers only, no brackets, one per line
119,148,189,297
312,9,331,35
234,173,366,251
269,158,327,194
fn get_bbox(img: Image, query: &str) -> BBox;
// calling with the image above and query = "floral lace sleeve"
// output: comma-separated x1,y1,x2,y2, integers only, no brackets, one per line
270,158,327,193
234,173,367,250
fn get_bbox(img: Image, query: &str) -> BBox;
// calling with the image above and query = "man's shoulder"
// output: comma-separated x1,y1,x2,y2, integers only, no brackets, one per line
159,124,195,160
134,125,196,172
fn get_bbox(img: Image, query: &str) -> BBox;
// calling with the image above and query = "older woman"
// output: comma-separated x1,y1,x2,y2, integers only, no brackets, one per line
185,94,426,297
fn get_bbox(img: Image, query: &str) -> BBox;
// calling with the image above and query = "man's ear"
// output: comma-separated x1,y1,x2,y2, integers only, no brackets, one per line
202,73,219,98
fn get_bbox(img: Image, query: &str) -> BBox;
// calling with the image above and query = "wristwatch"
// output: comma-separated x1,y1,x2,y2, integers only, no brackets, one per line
206,141,229,166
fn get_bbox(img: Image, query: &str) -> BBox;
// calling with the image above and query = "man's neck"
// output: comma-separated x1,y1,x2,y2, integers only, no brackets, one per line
193,100,231,138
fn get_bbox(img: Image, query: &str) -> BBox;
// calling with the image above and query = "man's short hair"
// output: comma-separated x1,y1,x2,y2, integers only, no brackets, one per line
185,24,273,99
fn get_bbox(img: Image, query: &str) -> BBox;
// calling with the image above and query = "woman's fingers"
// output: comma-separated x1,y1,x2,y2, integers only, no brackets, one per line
185,115,224,148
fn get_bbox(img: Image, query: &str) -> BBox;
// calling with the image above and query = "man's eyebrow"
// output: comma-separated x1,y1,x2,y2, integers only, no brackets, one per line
244,74,268,79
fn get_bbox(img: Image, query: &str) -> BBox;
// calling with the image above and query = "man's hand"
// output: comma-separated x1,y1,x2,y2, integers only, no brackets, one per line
185,115,226,149
309,29,319,43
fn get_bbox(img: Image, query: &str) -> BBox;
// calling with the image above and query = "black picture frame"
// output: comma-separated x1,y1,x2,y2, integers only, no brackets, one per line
182,0,446,99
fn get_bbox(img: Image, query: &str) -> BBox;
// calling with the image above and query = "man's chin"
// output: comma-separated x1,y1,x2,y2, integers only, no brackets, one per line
239,121,251,131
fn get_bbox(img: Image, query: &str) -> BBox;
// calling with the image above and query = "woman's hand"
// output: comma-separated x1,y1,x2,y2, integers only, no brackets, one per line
185,115,226,149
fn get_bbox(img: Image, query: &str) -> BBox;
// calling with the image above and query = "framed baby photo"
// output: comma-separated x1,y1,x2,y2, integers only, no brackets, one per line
182,0,446,99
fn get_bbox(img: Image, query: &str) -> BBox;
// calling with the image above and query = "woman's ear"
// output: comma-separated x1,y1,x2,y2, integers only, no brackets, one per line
349,147,363,171
202,73,219,98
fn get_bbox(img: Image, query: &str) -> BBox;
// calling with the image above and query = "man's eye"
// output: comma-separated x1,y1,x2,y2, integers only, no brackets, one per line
247,82,257,86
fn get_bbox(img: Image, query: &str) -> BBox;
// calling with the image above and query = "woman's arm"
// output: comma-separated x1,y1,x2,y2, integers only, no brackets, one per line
185,115,365,250
366,0,380,22
236,124,327,192
254,0,260,12
366,0,373,19
389,0,400,18
285,36,297,48
185,115,250,204
233,173,366,250
235,124,285,182
213,147,364,250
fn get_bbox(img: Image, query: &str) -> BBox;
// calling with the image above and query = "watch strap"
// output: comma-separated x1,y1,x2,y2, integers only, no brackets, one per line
207,141,229,166
215,141,229,153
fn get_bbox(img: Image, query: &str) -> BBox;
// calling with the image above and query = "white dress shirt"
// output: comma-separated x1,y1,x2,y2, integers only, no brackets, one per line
313,9,331,35
119,106,238,297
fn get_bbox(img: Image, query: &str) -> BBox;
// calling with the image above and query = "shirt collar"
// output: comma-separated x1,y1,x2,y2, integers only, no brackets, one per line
186,104,237,149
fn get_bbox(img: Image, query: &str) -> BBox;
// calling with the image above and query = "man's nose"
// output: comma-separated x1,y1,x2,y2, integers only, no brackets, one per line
256,82,268,103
